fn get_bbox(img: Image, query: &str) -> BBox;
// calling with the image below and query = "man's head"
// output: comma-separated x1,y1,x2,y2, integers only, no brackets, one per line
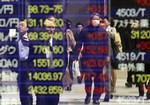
76,22,84,33
47,15,55,22
19,19,28,36
64,19,72,29
130,20,139,29
44,18,55,34
99,17,110,29
90,13,101,27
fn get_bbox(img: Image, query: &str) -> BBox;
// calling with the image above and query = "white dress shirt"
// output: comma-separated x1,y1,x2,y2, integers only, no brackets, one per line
18,33,29,61
45,38,53,68
45,38,53,58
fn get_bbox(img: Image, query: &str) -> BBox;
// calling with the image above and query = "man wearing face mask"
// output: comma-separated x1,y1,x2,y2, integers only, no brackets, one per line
75,13,109,104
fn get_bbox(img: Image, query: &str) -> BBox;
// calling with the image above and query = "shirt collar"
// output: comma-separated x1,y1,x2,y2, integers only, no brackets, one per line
106,26,111,32
22,32,29,41
49,37,53,47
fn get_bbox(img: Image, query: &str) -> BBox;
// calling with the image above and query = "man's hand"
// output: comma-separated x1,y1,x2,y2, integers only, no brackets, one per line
106,56,110,62
78,52,82,60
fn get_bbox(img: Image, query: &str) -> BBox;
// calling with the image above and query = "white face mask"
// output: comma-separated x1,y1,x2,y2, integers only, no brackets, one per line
92,20,100,26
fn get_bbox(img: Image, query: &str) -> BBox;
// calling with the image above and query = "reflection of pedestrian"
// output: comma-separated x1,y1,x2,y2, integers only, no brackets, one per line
130,20,150,99
74,22,84,42
29,16,67,105
100,18,122,93
125,20,139,88
64,19,76,91
75,13,108,104
74,22,84,83
17,19,33,105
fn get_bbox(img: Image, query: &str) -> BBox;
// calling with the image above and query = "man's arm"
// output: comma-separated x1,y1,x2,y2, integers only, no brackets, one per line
74,28,86,60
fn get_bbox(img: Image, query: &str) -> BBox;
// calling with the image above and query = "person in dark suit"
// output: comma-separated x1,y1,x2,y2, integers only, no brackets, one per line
75,13,109,104
74,22,84,83
17,19,33,105
28,16,67,105
74,22,84,42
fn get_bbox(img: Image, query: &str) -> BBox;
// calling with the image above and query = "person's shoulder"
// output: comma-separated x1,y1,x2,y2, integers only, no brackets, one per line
22,33,29,41
98,27,106,32
79,28,87,35
66,29,73,32
66,29,74,34
86,25,93,29
82,26,90,32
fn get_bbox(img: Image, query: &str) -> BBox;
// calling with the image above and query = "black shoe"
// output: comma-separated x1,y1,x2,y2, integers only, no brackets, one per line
104,95,109,102
77,77,82,84
125,82,132,87
93,99,100,104
138,86,144,97
139,94,144,97
104,98,109,102
65,86,71,91
146,92,150,100
84,98,90,104
110,94,113,99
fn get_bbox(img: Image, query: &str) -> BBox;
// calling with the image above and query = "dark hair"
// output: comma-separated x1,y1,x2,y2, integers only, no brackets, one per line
19,19,26,22
64,19,72,29
90,13,101,19
47,15,55,19
76,22,84,28
103,16,109,20
110,18,114,27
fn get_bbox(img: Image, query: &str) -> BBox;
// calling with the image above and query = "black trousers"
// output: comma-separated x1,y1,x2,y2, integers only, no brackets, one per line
68,52,74,80
138,63,150,96
127,71,134,83
84,71,105,100
35,94,59,105
17,61,33,105
33,70,61,105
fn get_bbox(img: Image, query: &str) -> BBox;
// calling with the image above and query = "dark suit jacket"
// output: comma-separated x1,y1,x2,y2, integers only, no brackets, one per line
75,25,109,71
10,35,29,72
28,29,67,88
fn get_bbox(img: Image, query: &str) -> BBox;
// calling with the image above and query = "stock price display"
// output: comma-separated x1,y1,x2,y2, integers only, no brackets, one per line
82,0,109,95
24,18,64,28
27,0,65,97
0,0,65,104
111,0,150,85
0,0,20,104
0,0,110,104
0,0,19,70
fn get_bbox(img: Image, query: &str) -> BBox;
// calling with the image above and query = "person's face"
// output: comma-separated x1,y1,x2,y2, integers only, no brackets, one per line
99,18,109,29
68,22,72,29
130,21,139,29
104,18,109,27
19,21,28,34
77,25,83,33
45,20,55,34
45,25,55,34
91,15,100,27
